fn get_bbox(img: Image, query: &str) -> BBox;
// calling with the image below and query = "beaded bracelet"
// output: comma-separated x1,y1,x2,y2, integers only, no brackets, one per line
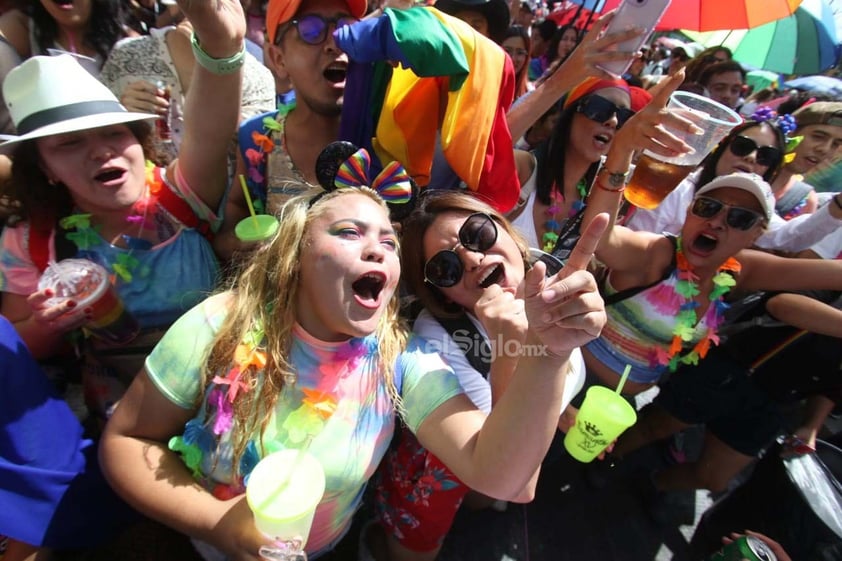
190,32,246,75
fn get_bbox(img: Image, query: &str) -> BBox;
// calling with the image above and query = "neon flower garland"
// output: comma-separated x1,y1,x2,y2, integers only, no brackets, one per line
242,101,297,213
168,321,379,499
59,160,162,283
646,237,741,372
543,179,588,252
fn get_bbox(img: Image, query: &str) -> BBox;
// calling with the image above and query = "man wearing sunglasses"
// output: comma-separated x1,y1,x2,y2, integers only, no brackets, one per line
216,0,366,260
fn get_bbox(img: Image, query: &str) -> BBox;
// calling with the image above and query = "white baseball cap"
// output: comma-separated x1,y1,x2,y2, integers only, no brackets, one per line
694,172,775,223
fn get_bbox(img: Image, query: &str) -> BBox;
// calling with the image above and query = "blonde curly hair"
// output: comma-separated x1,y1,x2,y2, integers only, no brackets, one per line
201,187,408,476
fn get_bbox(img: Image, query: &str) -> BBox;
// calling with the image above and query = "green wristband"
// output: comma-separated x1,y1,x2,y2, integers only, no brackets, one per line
190,32,245,75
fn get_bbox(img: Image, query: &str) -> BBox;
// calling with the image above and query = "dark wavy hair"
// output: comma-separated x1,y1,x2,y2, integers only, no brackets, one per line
30,0,127,62
695,120,786,189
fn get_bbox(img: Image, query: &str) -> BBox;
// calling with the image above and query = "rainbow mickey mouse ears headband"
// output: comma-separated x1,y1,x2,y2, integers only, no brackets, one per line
314,141,417,220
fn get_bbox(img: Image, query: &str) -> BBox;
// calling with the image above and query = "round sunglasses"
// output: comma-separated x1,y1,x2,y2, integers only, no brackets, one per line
275,14,358,46
424,213,498,288
728,135,782,168
690,196,765,230
576,95,635,129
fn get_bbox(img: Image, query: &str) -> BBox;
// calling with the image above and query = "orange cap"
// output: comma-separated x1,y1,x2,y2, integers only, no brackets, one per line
266,0,368,45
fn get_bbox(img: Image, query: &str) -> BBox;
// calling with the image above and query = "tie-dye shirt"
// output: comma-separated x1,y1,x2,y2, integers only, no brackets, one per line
145,293,463,555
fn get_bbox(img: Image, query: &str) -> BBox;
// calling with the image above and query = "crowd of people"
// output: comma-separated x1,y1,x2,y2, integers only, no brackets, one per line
0,0,840,560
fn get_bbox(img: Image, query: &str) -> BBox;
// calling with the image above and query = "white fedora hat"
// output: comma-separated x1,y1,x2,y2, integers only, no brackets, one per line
0,54,157,151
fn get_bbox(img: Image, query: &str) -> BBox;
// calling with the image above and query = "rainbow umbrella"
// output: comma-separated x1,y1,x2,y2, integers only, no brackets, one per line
682,0,839,75
566,0,803,32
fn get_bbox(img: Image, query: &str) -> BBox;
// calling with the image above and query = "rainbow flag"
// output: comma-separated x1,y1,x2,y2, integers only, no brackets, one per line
336,7,519,212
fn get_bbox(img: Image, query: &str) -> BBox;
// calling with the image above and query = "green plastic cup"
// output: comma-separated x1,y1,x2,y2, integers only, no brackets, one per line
246,450,326,543
235,214,279,243
564,386,638,463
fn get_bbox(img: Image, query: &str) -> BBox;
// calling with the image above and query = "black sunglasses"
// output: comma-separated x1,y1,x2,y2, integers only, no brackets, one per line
275,14,357,46
424,213,498,288
690,196,765,230
576,95,635,129
729,135,782,168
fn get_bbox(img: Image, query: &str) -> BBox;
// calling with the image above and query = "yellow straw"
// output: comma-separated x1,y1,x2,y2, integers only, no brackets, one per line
239,174,259,228
616,364,632,395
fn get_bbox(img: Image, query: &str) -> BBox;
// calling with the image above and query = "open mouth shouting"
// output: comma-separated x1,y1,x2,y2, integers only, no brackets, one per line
478,263,504,288
351,271,387,309
94,167,127,187
593,131,613,150
323,61,348,85
687,232,719,257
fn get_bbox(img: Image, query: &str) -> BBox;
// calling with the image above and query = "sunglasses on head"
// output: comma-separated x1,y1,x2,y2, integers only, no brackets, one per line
728,135,782,168
576,95,635,129
690,196,765,230
275,14,357,46
424,213,498,288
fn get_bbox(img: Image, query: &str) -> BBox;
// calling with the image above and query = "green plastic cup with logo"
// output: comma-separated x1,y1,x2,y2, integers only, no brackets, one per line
564,385,638,463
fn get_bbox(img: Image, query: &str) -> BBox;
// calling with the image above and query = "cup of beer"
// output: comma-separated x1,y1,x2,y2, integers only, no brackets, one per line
625,91,742,210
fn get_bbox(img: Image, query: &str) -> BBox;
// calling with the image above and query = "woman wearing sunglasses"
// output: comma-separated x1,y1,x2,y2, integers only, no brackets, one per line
626,108,842,253
367,190,605,561
100,142,608,560
509,76,632,256
580,72,842,398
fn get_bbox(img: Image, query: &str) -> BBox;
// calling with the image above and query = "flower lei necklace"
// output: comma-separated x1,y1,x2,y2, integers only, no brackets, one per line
542,178,588,252
58,160,162,283
168,319,377,499
242,100,298,214
646,236,741,372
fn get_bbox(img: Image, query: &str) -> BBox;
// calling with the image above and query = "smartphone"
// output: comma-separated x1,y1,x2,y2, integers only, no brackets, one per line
595,0,672,77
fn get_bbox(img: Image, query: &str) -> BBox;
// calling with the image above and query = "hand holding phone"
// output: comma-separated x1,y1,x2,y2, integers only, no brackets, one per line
595,0,672,77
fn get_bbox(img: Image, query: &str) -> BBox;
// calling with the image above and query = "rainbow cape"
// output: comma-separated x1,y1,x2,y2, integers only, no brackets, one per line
335,7,519,212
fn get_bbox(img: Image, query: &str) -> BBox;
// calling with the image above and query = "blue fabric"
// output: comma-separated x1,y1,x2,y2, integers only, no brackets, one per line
237,110,273,207
0,316,135,546
78,229,218,329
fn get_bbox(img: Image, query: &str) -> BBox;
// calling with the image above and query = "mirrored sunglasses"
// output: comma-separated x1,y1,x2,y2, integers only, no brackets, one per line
276,14,357,46
424,213,498,288
729,135,782,168
690,196,765,231
576,95,635,129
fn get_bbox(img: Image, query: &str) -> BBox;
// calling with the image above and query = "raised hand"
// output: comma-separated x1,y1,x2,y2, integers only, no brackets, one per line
549,10,643,85
175,0,245,56
611,70,700,160
522,213,609,355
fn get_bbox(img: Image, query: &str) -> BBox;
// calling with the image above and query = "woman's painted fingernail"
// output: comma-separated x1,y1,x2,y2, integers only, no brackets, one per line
44,289,53,297
83,307,93,314
66,300,76,308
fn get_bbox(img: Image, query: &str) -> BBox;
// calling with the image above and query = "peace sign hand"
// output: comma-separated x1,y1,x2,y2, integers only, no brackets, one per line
522,213,609,355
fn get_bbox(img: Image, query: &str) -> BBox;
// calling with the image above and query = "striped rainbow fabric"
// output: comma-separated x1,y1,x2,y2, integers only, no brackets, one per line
335,7,519,213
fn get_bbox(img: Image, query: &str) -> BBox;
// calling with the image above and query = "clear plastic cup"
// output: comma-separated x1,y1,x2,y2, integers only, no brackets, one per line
246,450,326,546
37,258,140,344
564,385,638,463
625,91,742,210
